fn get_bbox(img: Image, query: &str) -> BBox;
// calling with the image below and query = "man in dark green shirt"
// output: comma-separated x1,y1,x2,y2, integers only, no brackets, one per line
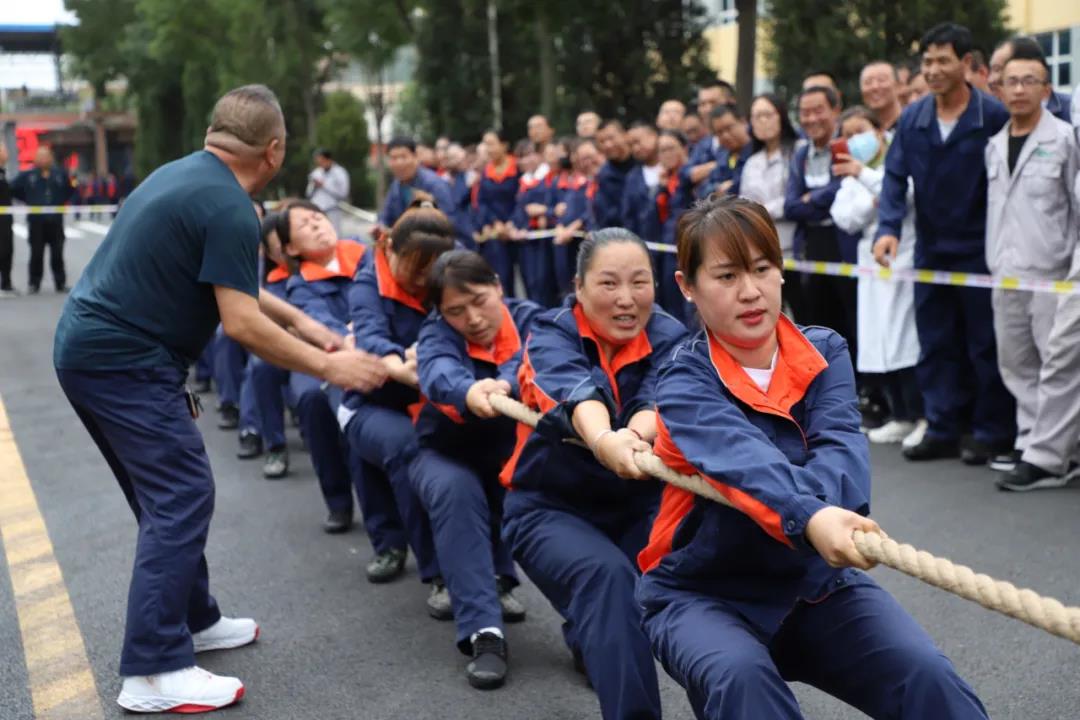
54,85,386,714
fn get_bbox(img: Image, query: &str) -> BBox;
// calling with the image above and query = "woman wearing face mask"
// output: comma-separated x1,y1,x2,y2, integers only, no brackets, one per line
410,250,542,689
830,107,924,447
473,129,521,294
637,195,987,720
739,94,803,321
339,200,456,586
643,129,692,322
277,201,370,531
500,228,687,720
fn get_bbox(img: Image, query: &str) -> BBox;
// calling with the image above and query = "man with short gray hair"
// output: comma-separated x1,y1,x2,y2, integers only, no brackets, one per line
54,84,387,713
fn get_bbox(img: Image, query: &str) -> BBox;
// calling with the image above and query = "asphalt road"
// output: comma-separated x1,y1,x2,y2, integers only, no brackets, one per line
0,219,1078,719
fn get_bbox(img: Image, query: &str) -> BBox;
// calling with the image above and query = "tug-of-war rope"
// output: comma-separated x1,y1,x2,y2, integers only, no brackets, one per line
486,393,1080,646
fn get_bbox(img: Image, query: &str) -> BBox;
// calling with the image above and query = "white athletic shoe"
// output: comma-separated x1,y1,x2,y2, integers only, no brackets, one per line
192,616,259,653
117,666,244,713
902,419,929,450
867,420,917,445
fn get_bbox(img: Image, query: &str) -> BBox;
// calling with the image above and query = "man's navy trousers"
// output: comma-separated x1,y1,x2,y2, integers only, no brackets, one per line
57,367,221,676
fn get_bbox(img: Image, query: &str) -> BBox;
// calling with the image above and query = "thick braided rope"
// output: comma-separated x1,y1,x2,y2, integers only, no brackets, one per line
487,393,1080,645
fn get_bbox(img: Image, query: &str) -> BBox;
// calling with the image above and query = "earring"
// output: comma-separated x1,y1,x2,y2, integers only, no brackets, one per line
683,296,693,303
780,278,786,285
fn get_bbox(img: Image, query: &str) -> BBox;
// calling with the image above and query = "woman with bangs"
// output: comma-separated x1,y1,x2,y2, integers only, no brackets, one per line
275,200,369,533
636,195,987,719
410,250,541,689
500,228,687,720
339,199,455,587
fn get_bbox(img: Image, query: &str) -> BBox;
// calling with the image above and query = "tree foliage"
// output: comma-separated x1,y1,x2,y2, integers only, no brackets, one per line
765,0,1010,103
316,91,374,207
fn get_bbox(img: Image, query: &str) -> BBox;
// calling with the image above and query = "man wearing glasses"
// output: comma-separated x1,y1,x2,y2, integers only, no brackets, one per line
987,37,1072,123
985,37,1080,492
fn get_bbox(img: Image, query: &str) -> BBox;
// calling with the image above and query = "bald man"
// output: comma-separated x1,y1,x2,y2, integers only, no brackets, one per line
54,85,386,713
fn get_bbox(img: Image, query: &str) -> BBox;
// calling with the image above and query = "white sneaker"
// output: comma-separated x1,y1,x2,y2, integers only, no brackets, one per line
117,666,244,713
902,419,929,450
867,420,917,444
192,616,259,653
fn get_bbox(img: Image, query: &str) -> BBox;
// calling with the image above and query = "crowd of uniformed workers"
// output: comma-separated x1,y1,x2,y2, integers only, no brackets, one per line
49,18,1080,719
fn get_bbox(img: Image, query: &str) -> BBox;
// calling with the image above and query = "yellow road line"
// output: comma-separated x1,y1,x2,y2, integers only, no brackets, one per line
0,396,103,719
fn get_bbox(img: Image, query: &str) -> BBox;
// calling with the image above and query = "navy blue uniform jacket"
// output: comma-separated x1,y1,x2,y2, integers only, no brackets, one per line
875,87,1009,258
416,298,543,466
783,144,860,262
342,247,428,415
594,158,637,228
500,297,687,509
473,157,521,229
640,319,873,636
284,240,368,335
380,166,456,229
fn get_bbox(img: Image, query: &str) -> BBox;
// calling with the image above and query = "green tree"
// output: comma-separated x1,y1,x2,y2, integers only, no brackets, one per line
765,0,1010,103
316,91,375,207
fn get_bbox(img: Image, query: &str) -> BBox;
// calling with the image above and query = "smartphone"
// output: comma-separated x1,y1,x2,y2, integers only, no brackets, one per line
829,137,850,162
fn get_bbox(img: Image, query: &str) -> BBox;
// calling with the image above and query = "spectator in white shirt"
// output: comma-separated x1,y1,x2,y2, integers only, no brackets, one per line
306,149,350,232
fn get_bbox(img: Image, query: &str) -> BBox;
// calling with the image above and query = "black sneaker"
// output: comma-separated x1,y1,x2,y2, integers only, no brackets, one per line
996,461,1070,492
858,392,887,432
427,577,453,620
237,430,263,459
262,447,289,478
988,449,1021,473
28,285,40,295
961,438,1014,467
323,509,353,534
466,631,508,690
55,284,69,293
902,436,959,461
497,576,526,622
366,548,407,584
217,404,240,430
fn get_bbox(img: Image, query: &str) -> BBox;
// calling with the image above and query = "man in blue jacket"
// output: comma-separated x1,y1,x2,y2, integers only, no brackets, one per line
374,137,458,238
873,23,1015,467
11,145,73,293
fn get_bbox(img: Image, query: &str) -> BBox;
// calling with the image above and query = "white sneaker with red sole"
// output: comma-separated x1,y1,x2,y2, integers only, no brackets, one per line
117,666,244,713
192,617,259,653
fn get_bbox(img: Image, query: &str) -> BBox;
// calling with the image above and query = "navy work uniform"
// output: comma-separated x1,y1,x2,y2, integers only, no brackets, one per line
551,174,596,296
511,169,557,307
11,162,73,290
638,319,988,719
340,247,438,580
54,150,260,676
472,157,521,294
593,156,638,229
500,297,686,720
643,166,692,321
286,240,368,515
411,298,542,651
379,165,456,230
876,86,1015,447
248,264,293,453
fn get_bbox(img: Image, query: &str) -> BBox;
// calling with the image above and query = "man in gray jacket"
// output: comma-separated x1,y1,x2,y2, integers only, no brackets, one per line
985,38,1080,491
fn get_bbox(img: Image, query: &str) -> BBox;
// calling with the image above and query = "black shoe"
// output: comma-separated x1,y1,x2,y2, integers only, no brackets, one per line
858,392,887,432
902,436,959,461
989,449,1021,473
366,548,407,583
466,631,508,690
427,577,453,620
192,378,212,394
497,576,526,622
996,461,1070,492
323,509,354,534
28,285,40,295
961,438,1014,467
55,284,69,293
262,447,289,478
237,430,263,459
217,404,240,430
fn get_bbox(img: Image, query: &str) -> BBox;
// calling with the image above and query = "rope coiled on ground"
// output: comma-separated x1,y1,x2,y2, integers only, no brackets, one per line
487,393,1080,646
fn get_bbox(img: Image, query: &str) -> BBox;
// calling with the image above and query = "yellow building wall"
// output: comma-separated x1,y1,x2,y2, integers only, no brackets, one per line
703,22,771,85
1007,0,1080,34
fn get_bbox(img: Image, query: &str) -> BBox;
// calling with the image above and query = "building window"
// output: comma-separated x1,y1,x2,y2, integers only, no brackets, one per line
1035,28,1076,92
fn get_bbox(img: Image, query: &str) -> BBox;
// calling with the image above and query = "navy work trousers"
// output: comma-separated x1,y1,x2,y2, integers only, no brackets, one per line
57,367,222,676
344,404,438,580
409,448,517,650
914,250,1015,445
502,490,661,720
290,373,354,514
249,356,289,450
639,580,988,720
